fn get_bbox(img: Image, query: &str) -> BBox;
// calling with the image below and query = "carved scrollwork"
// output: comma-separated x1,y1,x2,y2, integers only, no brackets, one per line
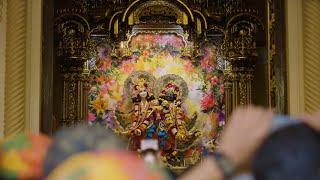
221,12,264,115
55,13,90,62
55,13,90,128
267,0,276,108
132,1,184,25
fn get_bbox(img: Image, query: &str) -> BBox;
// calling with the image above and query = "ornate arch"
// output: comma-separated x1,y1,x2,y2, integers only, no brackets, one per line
121,0,194,23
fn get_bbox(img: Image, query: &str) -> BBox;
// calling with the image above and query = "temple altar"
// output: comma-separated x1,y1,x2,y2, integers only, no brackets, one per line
44,0,287,173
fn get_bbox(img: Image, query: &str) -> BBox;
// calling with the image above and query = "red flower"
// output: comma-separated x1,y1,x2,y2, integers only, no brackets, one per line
201,94,215,110
211,76,219,86
185,149,193,156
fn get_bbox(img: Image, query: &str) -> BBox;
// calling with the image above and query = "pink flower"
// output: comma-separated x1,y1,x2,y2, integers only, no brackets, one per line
88,112,96,121
211,76,219,86
201,94,216,110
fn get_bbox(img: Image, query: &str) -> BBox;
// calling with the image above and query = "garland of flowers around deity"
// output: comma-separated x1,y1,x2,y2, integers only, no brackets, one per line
158,81,188,140
130,78,154,134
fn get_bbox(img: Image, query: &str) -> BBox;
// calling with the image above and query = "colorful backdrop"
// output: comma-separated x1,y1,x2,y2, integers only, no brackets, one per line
88,33,225,143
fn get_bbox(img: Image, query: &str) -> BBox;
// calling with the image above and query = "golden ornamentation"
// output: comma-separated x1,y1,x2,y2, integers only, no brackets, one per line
267,0,276,108
122,0,140,22
55,13,90,128
176,0,194,22
124,71,157,100
53,0,267,172
222,13,263,117
132,1,184,24
193,10,207,29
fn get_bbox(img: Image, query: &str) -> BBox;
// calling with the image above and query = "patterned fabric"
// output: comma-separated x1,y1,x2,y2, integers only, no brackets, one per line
47,151,172,180
0,132,52,179
43,125,125,177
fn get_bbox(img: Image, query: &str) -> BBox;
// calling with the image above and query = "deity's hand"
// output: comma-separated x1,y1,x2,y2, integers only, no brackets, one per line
134,129,142,136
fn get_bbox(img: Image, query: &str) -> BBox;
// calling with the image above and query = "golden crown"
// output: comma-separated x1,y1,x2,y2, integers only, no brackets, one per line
132,77,147,90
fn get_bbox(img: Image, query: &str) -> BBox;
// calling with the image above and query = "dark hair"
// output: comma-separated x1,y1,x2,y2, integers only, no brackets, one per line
252,124,320,180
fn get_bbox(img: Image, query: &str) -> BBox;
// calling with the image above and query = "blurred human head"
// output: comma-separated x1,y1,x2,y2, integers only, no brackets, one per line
47,150,168,180
43,124,125,177
252,123,320,180
0,132,52,180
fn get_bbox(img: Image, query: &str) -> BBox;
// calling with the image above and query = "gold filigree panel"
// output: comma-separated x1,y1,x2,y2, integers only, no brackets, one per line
132,1,184,24
267,0,276,108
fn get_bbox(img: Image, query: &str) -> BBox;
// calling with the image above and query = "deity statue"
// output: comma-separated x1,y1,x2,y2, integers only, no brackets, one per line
127,77,157,150
152,75,201,161
114,72,201,166
115,71,158,150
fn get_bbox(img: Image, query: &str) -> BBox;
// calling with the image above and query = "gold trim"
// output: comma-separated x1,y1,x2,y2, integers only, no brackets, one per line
122,0,140,22
226,13,263,29
114,19,118,35
132,1,184,24
267,0,275,108
25,0,42,132
286,0,304,115
55,13,90,30
122,0,194,22
109,11,123,31
196,18,201,34
193,10,207,29
128,13,133,25
176,0,194,22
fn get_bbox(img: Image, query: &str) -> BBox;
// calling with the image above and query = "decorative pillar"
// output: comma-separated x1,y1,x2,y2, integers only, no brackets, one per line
4,0,27,136
222,13,263,119
0,0,6,137
55,13,90,128
302,0,320,113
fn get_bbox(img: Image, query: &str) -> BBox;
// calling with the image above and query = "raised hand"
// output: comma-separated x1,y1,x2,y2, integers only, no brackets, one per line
218,106,273,168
